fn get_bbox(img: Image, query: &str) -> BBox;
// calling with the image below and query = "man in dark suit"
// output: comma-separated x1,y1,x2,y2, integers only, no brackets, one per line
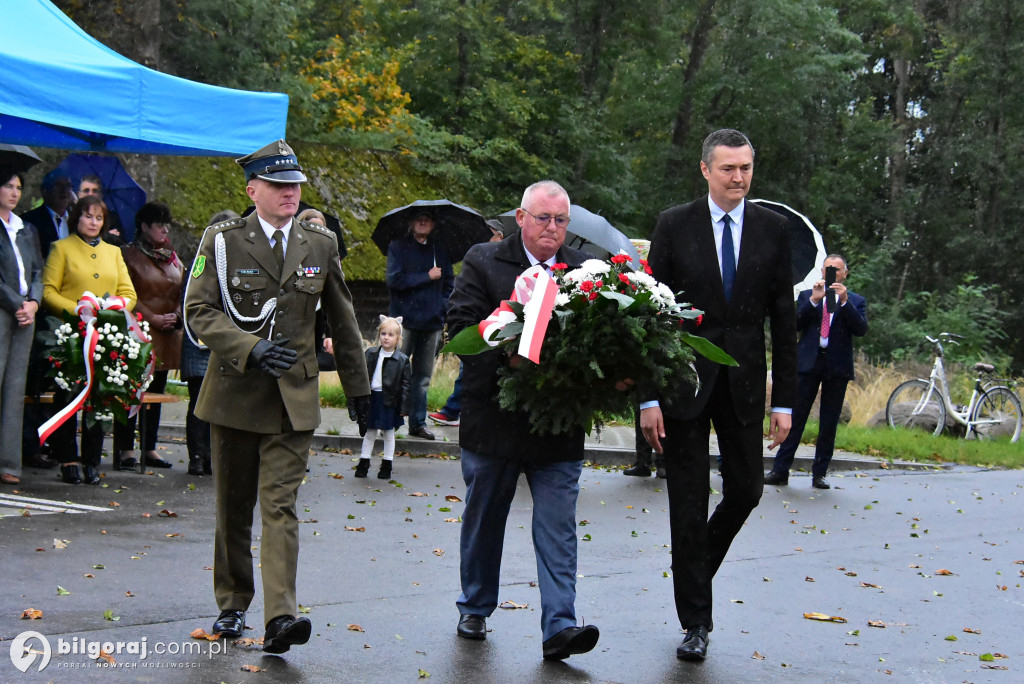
447,180,600,660
765,255,867,489
185,140,370,655
641,129,797,661
21,170,74,259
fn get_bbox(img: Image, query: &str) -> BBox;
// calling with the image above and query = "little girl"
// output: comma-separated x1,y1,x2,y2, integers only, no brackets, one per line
356,315,412,479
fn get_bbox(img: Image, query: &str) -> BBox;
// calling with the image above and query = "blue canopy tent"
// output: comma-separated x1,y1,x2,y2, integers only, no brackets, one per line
0,0,288,156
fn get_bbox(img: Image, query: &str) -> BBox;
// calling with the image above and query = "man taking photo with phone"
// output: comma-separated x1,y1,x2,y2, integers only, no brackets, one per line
764,254,868,489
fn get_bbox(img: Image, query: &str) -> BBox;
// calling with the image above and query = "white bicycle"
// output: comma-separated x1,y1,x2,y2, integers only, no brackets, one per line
885,333,1021,443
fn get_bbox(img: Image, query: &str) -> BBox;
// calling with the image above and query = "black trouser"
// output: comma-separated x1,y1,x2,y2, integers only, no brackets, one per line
49,414,106,466
185,376,211,461
663,379,764,630
113,371,168,452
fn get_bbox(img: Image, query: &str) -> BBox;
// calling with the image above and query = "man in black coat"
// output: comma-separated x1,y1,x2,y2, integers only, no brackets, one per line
641,129,797,661
765,255,868,489
21,169,74,259
446,180,600,660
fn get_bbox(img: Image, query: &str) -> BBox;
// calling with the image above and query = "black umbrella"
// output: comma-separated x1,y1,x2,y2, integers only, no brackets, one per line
498,204,640,266
0,143,42,173
750,199,827,295
372,199,490,264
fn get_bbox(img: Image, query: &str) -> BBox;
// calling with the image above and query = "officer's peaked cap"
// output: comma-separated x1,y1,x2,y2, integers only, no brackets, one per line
236,140,307,184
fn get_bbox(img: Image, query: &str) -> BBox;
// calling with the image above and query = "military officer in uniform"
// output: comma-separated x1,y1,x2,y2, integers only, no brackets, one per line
184,140,370,654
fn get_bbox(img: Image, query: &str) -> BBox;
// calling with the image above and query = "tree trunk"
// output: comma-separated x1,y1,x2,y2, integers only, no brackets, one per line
667,0,718,176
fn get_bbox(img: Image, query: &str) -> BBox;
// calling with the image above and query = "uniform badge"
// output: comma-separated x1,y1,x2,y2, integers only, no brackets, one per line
232,293,242,304
303,266,321,278
191,256,206,278
252,292,261,305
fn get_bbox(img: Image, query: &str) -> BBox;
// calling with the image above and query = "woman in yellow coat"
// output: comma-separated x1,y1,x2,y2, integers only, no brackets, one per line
42,195,136,484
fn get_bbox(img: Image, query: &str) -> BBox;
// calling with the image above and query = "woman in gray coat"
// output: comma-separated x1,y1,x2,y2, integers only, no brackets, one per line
0,169,44,485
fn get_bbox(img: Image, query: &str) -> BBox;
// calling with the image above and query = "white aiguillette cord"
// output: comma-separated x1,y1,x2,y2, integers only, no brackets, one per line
215,231,278,337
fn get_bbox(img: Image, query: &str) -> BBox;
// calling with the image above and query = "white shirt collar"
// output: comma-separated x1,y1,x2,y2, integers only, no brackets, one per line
522,244,555,270
256,213,291,246
708,196,744,226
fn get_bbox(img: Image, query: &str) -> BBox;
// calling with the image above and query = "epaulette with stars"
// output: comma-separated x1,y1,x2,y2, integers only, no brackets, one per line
298,220,334,238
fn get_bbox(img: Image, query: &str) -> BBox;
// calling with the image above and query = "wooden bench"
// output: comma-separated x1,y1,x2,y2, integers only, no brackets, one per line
26,392,181,473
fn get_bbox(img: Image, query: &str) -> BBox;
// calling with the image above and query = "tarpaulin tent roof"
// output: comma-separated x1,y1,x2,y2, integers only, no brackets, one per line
0,0,288,157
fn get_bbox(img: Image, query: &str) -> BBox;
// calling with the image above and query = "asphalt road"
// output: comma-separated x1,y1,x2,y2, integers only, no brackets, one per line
1,438,1021,683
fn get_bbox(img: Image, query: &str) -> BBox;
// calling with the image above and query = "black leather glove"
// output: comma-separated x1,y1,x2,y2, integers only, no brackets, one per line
249,338,298,378
347,394,371,430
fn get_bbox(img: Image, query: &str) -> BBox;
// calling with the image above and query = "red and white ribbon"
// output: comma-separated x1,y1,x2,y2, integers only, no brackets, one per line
38,292,155,443
477,265,558,364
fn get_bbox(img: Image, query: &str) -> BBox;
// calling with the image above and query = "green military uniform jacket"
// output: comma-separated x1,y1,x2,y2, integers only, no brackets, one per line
184,213,369,433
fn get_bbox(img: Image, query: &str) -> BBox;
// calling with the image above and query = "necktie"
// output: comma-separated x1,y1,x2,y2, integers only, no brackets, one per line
820,300,831,339
272,229,285,270
721,214,735,301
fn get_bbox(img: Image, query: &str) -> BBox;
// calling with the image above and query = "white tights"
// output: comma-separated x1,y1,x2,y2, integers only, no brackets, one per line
360,429,395,461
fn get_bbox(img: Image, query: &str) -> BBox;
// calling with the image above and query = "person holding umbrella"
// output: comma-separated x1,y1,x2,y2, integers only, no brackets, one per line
384,210,454,440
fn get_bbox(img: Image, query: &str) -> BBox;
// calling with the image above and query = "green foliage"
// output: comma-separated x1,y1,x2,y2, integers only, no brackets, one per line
859,276,1009,366
833,424,1023,470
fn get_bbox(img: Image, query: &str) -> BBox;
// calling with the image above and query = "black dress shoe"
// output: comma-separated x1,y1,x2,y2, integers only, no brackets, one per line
24,453,59,469
408,425,435,440
115,456,138,471
676,625,709,661
457,614,487,640
763,470,789,486
81,465,101,485
60,464,82,484
187,457,204,476
212,609,246,638
623,464,651,477
142,454,173,469
812,476,831,489
542,624,600,660
263,615,311,654
354,458,370,478
656,467,667,479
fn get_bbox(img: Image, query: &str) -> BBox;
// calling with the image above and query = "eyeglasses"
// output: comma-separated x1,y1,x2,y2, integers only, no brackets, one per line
521,208,570,229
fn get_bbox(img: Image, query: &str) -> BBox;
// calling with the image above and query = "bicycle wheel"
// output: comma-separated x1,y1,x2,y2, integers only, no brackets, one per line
886,379,946,437
971,386,1022,443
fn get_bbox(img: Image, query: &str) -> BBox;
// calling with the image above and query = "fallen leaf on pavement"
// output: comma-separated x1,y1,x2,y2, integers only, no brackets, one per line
935,569,954,575
330,473,345,479
499,600,529,609
241,664,264,672
752,651,765,660
108,502,120,507
347,624,364,632
963,627,981,634
805,577,815,582
845,571,858,576
433,548,444,556
21,608,43,619
56,586,70,596
803,612,847,623
860,582,882,588
344,526,366,532
96,649,115,665
443,518,459,523
868,620,886,628
53,539,69,549
234,637,261,647
158,509,177,517
141,513,152,518
408,492,428,497
445,495,462,502
165,533,181,538
190,628,221,640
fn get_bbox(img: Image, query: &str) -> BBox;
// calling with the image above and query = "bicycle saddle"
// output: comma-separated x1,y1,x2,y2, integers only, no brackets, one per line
974,362,995,374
